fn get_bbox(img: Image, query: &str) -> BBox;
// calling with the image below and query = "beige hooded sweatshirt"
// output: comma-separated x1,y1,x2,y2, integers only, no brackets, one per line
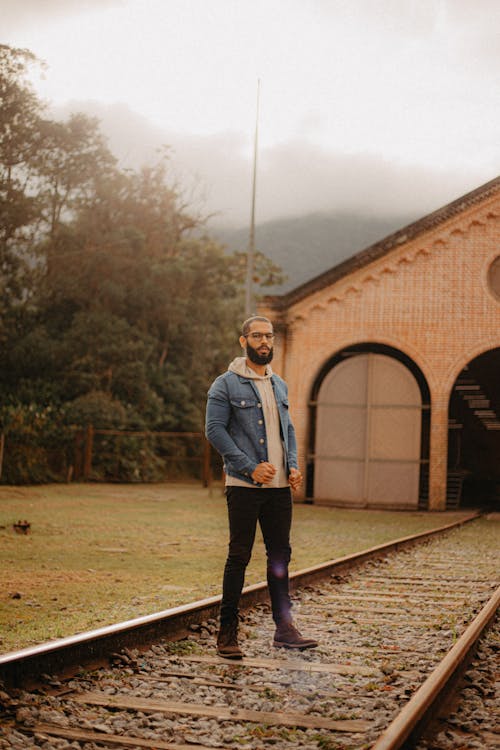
226,356,288,488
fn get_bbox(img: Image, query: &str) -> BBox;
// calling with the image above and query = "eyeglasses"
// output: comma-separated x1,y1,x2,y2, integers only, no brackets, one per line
245,332,275,342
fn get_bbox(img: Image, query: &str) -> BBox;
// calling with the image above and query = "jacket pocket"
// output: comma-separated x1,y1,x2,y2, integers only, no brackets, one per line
230,398,257,409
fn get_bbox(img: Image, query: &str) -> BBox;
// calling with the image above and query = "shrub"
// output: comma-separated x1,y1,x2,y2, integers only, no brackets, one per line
0,404,74,484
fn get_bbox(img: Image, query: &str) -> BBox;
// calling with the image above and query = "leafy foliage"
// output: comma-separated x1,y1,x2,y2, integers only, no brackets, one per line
0,403,73,484
0,45,44,337
0,45,280,483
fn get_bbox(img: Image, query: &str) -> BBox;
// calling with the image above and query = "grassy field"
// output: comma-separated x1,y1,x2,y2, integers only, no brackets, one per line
0,482,477,653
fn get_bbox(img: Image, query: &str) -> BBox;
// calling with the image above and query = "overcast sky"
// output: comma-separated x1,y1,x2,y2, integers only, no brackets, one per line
2,0,499,226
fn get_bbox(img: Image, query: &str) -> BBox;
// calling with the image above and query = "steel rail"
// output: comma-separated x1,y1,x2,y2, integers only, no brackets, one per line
0,512,479,687
371,583,500,749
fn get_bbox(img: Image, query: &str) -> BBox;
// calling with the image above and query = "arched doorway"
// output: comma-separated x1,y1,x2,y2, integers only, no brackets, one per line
309,345,430,509
448,348,500,509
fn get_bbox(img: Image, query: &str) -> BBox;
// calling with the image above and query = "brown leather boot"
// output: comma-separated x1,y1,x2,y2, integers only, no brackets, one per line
217,620,243,659
273,621,318,650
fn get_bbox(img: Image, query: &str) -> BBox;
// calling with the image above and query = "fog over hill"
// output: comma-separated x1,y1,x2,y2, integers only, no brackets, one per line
46,100,493,298
212,211,417,295
52,100,491,229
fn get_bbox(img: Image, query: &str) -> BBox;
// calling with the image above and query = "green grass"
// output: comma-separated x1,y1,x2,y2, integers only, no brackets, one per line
0,482,474,653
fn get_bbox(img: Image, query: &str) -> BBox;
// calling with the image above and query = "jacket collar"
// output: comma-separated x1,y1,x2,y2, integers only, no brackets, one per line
234,372,276,386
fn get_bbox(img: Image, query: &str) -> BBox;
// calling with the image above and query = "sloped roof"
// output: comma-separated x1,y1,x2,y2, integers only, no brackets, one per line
264,176,500,311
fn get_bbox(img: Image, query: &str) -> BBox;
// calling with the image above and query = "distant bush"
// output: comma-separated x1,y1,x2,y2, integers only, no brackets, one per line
89,432,166,483
63,390,128,429
0,397,205,484
0,404,74,484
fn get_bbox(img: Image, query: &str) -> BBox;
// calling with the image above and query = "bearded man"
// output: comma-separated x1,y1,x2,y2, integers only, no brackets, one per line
205,315,318,658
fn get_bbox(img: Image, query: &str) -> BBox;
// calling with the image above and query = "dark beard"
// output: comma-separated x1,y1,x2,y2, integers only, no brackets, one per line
246,343,274,366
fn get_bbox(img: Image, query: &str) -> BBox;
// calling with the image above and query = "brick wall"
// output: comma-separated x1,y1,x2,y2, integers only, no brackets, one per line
261,185,500,510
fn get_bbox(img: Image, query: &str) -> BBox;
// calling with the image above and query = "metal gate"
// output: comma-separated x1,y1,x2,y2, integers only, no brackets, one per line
313,353,422,507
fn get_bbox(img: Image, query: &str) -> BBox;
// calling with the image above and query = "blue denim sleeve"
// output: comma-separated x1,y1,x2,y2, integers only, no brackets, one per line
287,420,298,471
205,378,257,477
276,376,298,472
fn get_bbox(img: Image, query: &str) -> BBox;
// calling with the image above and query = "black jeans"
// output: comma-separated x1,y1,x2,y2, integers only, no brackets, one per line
220,485,292,626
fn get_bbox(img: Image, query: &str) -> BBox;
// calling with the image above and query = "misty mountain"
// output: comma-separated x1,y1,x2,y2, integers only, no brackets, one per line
212,211,417,295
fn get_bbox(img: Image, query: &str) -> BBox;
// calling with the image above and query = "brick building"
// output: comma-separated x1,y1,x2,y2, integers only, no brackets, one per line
260,177,500,511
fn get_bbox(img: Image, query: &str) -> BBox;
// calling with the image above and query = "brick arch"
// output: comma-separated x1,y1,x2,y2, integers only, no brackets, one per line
307,336,432,402
442,338,500,395
446,345,500,508
306,341,431,506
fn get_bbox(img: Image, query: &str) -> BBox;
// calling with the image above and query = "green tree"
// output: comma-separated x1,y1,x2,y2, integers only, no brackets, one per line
0,44,284,483
33,112,117,240
36,156,243,429
0,45,44,334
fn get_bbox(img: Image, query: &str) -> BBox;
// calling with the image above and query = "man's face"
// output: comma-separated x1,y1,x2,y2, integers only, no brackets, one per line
240,321,274,365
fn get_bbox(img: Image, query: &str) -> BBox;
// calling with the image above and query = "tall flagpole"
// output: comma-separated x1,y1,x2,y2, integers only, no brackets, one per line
245,79,260,317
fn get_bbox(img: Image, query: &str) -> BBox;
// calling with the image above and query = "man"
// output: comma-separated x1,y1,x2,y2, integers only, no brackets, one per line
205,315,318,658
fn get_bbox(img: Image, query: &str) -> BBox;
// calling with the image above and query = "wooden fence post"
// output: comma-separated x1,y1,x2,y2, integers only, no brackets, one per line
73,429,84,480
83,424,94,480
0,432,4,480
202,437,212,489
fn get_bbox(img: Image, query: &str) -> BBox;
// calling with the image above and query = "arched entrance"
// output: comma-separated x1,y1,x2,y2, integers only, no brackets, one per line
448,348,500,509
308,344,430,509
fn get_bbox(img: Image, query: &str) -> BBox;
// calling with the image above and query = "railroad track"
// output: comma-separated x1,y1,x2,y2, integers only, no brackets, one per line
0,513,498,750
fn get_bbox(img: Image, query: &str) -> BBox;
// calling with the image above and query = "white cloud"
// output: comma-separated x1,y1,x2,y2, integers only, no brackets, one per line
4,0,499,226
53,99,496,228
0,0,123,32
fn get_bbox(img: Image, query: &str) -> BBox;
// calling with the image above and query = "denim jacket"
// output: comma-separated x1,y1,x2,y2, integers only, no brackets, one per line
205,370,298,486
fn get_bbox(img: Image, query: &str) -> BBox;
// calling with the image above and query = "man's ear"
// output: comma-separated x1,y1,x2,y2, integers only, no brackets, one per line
239,336,247,350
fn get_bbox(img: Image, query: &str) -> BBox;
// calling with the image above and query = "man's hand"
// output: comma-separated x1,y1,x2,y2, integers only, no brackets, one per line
288,467,303,491
251,462,277,484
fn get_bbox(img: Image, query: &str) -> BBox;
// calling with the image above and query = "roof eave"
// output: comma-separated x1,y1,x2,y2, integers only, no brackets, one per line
263,175,500,312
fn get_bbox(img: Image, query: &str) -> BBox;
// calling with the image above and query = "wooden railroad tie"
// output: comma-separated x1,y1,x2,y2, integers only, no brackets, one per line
72,690,372,733
182,653,379,676
30,725,216,750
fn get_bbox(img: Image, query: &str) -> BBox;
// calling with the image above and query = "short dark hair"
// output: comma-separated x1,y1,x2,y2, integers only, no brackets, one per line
241,315,273,336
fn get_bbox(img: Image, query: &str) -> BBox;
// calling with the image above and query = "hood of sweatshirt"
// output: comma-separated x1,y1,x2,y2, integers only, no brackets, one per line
228,356,273,380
